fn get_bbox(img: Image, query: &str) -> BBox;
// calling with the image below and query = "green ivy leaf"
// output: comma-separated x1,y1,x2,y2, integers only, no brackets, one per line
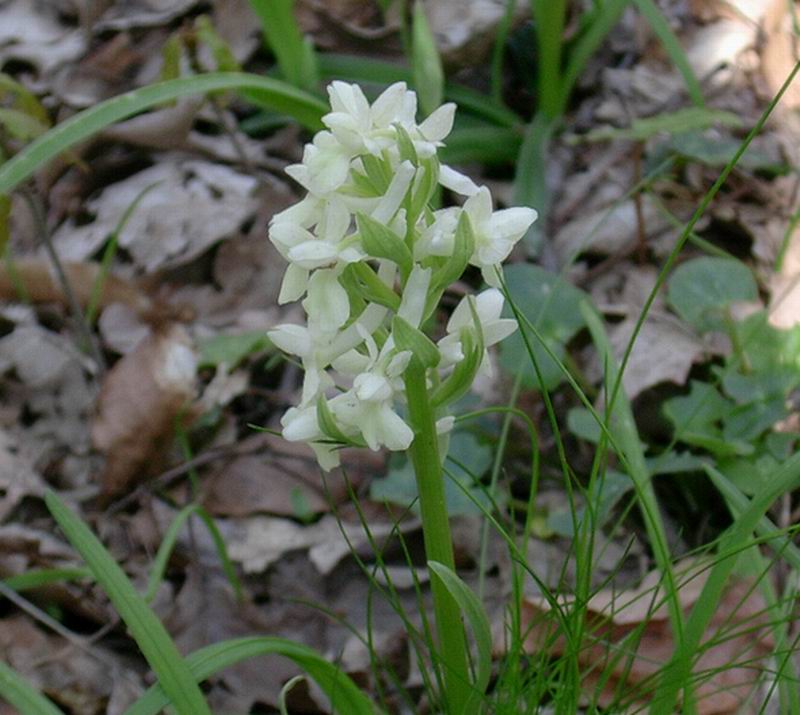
499,264,588,390
667,256,757,332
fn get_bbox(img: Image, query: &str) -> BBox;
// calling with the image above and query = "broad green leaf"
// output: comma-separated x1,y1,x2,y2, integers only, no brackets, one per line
44,491,212,715
722,396,786,442
411,0,444,115
0,73,327,195
499,263,588,390
124,636,378,715
0,662,66,715
198,331,272,368
667,256,757,331
427,562,491,709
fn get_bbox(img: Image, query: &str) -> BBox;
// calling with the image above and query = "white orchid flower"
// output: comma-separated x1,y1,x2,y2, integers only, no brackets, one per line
438,288,518,374
285,130,354,196
267,323,334,405
328,347,414,452
463,187,538,286
281,405,340,471
415,208,459,260
269,198,362,303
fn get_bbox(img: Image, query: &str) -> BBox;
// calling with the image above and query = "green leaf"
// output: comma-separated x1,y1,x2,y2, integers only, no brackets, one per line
159,34,183,83
44,491,212,715
0,108,49,141
427,562,491,709
0,662,66,715
2,567,92,592
248,0,319,91
663,131,786,173
344,262,401,311
411,0,444,115
0,73,327,196
667,256,758,331
499,264,588,390
392,315,440,368
198,331,272,369
632,0,704,107
0,73,50,124
356,212,413,277
124,636,378,715
662,381,753,457
394,122,419,165
576,107,739,143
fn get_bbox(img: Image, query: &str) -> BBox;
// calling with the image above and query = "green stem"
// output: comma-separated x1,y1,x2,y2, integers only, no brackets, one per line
403,358,471,715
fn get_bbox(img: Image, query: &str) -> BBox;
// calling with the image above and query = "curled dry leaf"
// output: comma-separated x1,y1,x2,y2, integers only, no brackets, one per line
516,560,774,713
92,324,198,498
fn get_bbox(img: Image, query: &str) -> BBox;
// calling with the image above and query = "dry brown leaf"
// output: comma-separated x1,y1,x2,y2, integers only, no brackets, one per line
0,429,46,521
0,258,159,319
761,0,800,109
517,561,774,713
0,614,143,714
51,157,259,273
92,324,198,498
0,0,86,77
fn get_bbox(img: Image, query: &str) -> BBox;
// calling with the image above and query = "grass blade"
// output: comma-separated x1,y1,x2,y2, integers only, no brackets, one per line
530,0,568,118
124,636,380,715
411,0,444,114
44,491,212,715
651,452,800,713
2,567,92,592
248,0,319,91
145,503,242,603
0,73,327,195
558,0,630,114
0,662,66,715
427,561,492,709
633,0,704,107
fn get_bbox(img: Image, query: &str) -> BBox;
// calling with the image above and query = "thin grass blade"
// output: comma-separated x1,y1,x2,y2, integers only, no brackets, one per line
44,490,212,715
0,662,66,715
633,0,704,106
145,503,242,603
